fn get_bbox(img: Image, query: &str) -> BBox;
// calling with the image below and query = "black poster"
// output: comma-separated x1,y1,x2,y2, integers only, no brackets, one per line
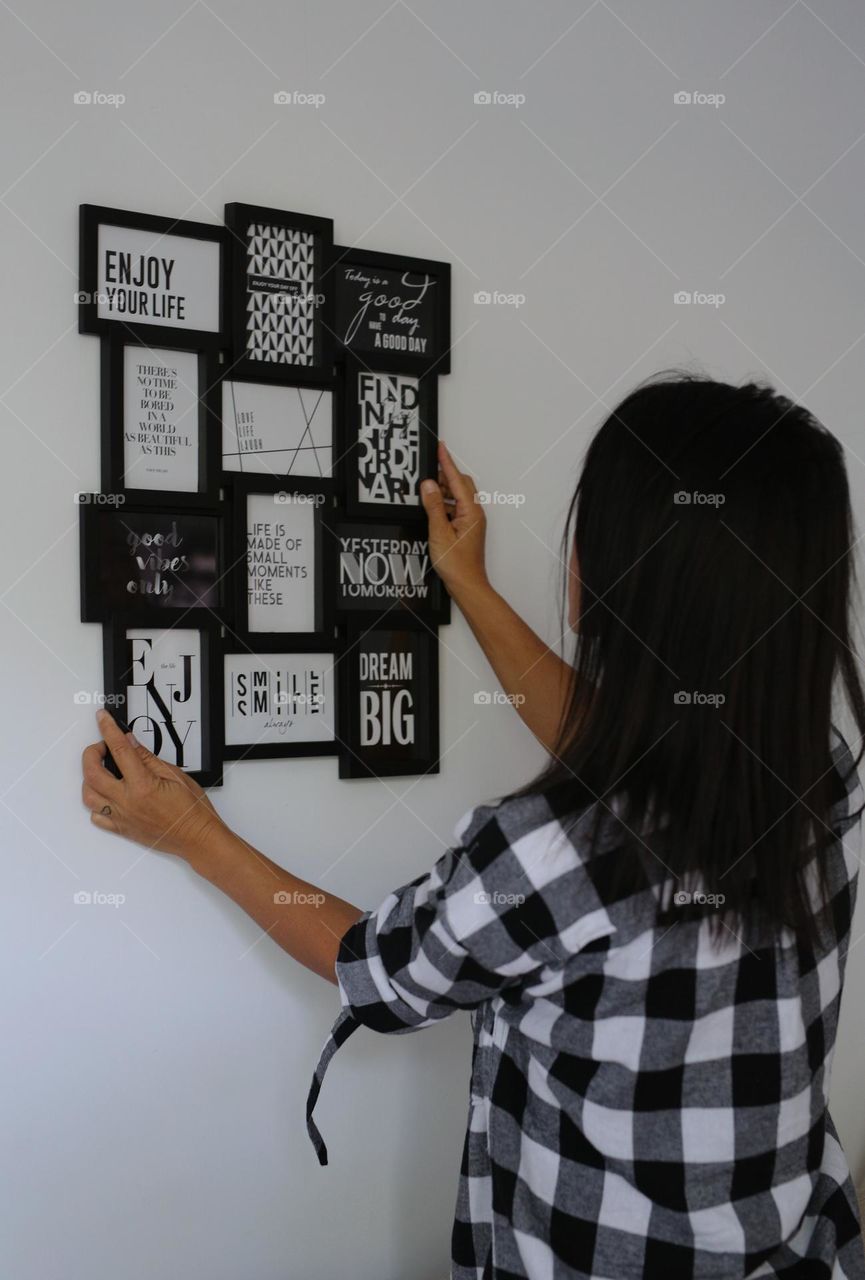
339,627,438,778
80,504,221,620
332,249,449,371
332,519,447,622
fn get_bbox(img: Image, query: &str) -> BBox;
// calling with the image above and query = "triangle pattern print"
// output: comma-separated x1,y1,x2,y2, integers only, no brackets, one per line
246,222,316,366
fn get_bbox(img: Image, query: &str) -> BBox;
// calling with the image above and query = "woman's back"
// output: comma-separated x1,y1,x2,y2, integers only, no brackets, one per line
449,730,864,1276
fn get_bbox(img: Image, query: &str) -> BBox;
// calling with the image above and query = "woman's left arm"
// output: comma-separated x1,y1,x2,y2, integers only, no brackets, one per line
81,710,362,984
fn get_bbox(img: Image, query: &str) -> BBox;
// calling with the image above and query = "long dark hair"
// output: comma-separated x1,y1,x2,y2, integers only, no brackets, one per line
524,373,865,944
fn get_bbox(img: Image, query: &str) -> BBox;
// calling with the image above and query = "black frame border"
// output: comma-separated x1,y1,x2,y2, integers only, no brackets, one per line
224,202,335,386
79,204,227,348
337,619,440,779
328,243,451,375
336,356,438,521
102,617,223,788
226,472,335,647
221,634,339,761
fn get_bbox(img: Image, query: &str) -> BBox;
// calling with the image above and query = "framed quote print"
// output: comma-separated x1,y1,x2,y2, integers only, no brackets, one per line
225,202,334,383
338,624,439,778
79,499,226,623
222,637,337,761
329,517,450,624
229,475,332,641
78,205,225,348
330,245,451,374
337,358,437,518
102,621,223,787
100,333,219,501
221,373,333,481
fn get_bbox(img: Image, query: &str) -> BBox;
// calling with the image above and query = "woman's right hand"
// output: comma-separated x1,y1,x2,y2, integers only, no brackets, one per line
421,442,488,598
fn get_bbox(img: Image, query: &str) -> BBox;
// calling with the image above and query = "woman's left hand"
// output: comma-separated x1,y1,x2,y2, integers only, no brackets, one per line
81,709,224,864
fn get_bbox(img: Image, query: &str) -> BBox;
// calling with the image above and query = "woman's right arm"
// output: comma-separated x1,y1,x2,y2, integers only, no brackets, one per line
421,443,575,755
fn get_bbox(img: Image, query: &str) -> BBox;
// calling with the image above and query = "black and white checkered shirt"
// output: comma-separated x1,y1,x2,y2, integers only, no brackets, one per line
307,731,865,1278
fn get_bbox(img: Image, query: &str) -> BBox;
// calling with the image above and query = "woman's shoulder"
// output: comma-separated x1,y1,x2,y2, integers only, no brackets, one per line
452,783,596,866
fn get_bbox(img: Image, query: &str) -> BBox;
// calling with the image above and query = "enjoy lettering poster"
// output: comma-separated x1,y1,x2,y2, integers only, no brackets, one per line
95,224,221,332
124,628,203,771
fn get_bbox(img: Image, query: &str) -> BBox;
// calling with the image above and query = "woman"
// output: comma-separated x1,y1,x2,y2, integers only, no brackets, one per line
81,374,865,1279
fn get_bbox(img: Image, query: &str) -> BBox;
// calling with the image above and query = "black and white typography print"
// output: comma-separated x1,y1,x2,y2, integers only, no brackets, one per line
96,225,220,332
223,381,332,478
123,347,199,491
245,223,315,366
224,652,335,747
356,371,420,506
246,494,317,633
335,521,439,617
89,509,220,615
335,262,437,359
348,629,433,775
124,628,202,771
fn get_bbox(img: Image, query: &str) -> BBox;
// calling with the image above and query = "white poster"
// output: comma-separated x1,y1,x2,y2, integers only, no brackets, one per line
123,346,199,491
96,224,221,332
222,381,332,478
246,493,317,633
224,652,335,747
124,628,202,771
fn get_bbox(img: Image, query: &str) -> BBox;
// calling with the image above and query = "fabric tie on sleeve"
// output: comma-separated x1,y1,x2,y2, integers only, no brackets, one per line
305,1008,360,1166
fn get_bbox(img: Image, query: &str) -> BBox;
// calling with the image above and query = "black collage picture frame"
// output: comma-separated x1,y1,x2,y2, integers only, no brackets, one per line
78,201,452,784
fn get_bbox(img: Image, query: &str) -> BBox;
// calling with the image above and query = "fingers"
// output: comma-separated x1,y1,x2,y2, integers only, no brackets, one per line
420,477,452,542
82,741,122,798
124,731,174,778
96,709,145,782
437,442,478,515
90,809,118,833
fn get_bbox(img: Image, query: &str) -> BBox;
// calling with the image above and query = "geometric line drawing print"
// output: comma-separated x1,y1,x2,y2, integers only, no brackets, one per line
245,222,315,366
223,382,333,478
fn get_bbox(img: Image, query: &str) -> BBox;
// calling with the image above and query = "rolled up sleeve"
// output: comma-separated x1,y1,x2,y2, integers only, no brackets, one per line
334,804,565,1032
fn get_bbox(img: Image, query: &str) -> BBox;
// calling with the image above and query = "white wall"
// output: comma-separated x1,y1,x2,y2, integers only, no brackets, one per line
2,2,865,1276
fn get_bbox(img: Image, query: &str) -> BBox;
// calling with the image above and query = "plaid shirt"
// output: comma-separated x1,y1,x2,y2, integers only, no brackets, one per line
307,732,865,1279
